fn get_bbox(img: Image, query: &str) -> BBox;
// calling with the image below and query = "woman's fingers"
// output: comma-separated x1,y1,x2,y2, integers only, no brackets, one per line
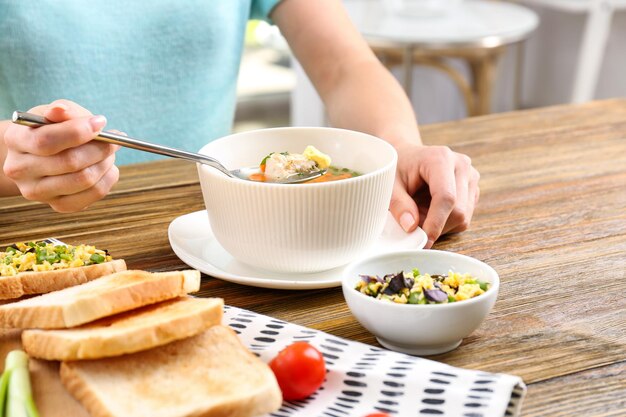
473,172,481,205
395,144,480,246
5,139,116,181
47,163,120,213
7,100,101,155
437,155,480,235
19,153,118,202
3,99,120,212
7,115,106,156
419,147,457,248
443,154,472,234
389,174,420,233
467,168,480,219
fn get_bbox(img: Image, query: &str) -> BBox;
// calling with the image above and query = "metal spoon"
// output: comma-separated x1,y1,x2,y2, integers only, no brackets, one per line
11,111,326,184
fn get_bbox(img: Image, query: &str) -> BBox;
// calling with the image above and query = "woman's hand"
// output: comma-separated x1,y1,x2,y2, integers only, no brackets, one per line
2,100,119,212
389,143,480,248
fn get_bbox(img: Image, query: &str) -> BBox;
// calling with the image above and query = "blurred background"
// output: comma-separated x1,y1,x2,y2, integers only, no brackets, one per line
234,0,626,130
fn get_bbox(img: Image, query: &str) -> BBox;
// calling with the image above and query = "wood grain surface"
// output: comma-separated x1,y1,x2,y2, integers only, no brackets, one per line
1,99,625,416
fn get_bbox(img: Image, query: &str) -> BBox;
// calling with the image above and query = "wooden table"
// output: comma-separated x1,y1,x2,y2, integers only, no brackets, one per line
1,99,625,416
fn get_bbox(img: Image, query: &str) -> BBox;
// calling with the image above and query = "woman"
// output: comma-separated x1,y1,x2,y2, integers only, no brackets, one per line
0,0,479,248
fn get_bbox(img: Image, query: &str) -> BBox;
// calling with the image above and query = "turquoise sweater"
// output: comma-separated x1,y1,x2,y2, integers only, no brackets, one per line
0,0,281,165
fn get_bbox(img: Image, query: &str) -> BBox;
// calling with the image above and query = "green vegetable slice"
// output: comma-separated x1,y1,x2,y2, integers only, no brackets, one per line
0,370,10,417
90,253,105,264
35,248,46,264
4,350,40,417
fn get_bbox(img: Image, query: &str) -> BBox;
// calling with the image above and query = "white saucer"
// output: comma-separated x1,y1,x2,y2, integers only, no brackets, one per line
168,210,427,290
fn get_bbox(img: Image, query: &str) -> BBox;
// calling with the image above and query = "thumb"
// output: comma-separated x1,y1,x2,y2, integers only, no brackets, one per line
389,177,419,233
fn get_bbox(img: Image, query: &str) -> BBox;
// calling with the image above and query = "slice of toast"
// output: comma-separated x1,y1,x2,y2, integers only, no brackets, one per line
22,296,223,360
0,269,200,329
0,259,127,300
60,325,283,417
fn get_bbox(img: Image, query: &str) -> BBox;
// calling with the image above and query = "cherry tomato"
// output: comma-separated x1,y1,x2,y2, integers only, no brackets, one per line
269,341,326,401
363,413,391,417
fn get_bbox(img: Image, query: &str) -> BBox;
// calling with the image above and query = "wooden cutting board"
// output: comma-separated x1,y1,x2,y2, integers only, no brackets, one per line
1,329,90,417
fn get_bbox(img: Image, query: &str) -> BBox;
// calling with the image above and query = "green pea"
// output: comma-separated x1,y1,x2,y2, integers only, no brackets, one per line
90,253,105,264
408,292,421,304
45,254,60,264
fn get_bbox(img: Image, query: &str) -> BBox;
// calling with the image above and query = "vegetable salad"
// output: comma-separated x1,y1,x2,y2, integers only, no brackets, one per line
0,241,112,277
355,269,490,304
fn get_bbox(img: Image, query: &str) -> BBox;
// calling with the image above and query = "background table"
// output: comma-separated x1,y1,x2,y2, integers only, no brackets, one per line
344,0,538,115
1,99,625,416
292,0,539,127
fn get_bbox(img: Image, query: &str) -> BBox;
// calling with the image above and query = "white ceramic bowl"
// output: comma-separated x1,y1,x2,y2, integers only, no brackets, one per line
197,127,397,273
342,250,499,355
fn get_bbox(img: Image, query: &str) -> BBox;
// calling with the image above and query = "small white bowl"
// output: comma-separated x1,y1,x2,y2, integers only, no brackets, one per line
342,250,499,355
197,127,397,273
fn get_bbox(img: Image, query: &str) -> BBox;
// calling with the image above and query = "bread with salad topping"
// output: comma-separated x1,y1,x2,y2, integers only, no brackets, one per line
0,241,127,300
60,325,282,417
22,296,223,360
0,269,201,329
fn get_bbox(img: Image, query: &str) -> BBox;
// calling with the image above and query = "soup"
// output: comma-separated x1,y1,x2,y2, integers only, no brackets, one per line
248,146,361,183
305,166,361,183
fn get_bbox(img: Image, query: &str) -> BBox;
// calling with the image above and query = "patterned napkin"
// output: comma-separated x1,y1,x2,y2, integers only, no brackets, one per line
224,306,525,417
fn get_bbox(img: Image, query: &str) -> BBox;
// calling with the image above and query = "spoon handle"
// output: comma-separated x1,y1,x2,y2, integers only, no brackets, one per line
11,111,234,178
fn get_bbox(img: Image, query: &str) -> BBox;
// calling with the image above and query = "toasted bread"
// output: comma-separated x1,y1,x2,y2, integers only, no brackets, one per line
0,269,200,329
60,325,282,417
22,296,223,360
0,259,127,300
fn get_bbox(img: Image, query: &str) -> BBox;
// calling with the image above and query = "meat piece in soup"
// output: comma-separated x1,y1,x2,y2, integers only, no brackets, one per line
264,152,317,181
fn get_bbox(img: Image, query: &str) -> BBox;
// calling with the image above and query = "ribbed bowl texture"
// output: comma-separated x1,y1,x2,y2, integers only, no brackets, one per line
197,127,397,273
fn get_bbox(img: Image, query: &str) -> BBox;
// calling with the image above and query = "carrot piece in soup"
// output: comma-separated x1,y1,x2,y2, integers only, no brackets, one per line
249,172,266,182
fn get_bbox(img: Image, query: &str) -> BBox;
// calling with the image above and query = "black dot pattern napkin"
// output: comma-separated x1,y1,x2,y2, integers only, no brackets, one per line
224,305,526,417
